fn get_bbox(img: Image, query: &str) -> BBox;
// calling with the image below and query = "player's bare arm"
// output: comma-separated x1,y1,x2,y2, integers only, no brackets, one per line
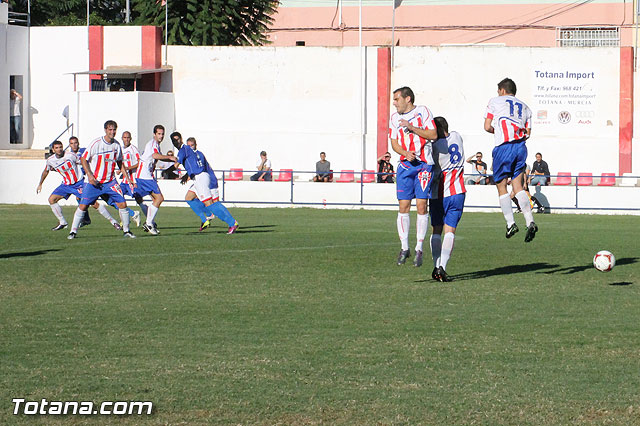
390,138,416,162
81,156,98,186
36,168,49,193
398,119,438,140
118,160,136,189
152,152,178,163
484,117,494,134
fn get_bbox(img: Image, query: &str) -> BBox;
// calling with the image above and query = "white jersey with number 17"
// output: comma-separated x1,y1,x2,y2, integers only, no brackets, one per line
485,95,532,147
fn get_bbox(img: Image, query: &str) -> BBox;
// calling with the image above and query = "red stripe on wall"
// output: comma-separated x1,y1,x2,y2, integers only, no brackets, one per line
88,26,104,91
140,26,163,91
377,48,391,159
619,46,633,174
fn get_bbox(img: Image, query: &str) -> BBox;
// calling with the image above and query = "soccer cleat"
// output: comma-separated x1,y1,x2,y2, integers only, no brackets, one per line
52,223,68,231
227,221,239,235
112,222,123,231
143,223,159,235
413,250,423,267
431,267,440,281
437,266,451,282
396,249,410,265
505,223,519,239
123,231,136,239
67,232,77,240
132,211,141,227
200,220,211,232
524,222,538,243
79,218,91,228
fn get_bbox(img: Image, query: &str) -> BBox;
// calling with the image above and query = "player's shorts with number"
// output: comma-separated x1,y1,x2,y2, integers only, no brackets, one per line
133,178,162,197
396,160,436,200
119,181,135,197
189,172,219,203
429,193,466,228
80,179,126,205
51,181,85,200
492,139,527,183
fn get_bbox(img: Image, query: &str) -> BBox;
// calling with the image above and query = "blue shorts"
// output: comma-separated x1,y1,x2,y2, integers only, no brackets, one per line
133,179,162,197
51,181,84,200
430,193,465,228
492,140,527,183
120,181,135,197
80,180,126,206
396,161,436,200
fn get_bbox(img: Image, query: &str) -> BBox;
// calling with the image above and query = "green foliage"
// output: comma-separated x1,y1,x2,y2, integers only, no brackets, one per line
11,0,128,26
132,0,278,46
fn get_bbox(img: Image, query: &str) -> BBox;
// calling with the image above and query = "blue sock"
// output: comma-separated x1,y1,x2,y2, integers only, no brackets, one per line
127,208,135,217
206,202,236,227
186,199,208,222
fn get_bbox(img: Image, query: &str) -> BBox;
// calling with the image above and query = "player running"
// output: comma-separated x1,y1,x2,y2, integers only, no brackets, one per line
36,140,120,231
484,78,537,242
429,117,466,282
135,125,177,235
389,86,438,267
170,132,239,234
67,120,136,239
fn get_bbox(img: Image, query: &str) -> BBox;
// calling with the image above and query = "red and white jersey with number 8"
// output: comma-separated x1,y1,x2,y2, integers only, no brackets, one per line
82,137,123,183
432,131,466,198
485,95,532,146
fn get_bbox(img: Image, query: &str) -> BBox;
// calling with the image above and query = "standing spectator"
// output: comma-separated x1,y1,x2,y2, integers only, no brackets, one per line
313,152,331,182
10,89,22,144
377,152,395,183
250,151,272,181
529,152,550,186
465,152,489,185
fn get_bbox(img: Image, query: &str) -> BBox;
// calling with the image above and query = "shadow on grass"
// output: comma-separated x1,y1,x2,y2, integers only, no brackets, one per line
542,257,639,275
0,249,62,259
415,262,560,282
610,281,633,286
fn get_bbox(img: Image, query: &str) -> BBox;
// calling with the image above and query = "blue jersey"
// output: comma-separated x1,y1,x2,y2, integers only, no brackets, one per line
178,145,218,187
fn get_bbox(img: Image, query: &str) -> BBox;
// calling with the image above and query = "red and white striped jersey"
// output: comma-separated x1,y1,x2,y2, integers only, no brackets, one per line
432,131,466,197
136,139,160,181
389,105,436,164
122,144,141,184
485,95,532,146
46,151,82,185
82,137,123,184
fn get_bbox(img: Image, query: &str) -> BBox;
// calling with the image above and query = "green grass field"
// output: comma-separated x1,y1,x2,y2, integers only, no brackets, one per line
1,204,639,425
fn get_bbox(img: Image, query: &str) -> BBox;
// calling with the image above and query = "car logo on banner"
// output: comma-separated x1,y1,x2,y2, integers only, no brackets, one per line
558,111,571,124
418,171,431,192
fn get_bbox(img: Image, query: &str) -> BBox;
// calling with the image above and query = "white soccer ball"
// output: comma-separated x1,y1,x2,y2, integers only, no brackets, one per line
593,250,616,272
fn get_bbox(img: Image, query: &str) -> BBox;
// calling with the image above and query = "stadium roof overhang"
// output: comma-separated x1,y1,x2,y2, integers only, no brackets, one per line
69,66,171,77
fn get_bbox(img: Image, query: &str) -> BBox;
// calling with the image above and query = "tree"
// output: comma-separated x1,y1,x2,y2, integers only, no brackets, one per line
11,0,128,26
132,0,278,46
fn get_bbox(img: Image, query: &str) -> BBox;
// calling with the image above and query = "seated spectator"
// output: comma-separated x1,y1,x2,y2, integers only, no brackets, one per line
157,150,180,179
377,152,395,183
529,152,550,186
250,150,272,181
466,152,489,185
313,152,331,182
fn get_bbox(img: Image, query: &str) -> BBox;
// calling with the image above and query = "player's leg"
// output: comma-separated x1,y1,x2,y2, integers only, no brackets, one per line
185,189,209,229
492,144,518,237
47,192,68,230
437,193,465,282
91,198,121,230
195,175,237,233
414,198,428,267
395,163,416,264
145,192,163,231
511,142,537,242
428,197,444,279
69,182,100,238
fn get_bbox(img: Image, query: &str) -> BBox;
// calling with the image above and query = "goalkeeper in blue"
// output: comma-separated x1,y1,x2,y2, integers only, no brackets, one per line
170,132,239,234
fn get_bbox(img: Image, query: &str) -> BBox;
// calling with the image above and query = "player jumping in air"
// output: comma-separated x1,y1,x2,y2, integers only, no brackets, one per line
484,78,537,242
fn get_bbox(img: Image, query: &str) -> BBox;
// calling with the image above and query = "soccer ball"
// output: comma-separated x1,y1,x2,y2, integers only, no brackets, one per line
593,250,616,272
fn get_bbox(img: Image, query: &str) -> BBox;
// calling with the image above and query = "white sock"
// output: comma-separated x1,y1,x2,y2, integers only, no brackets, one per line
499,194,515,227
397,212,410,251
440,232,455,270
139,202,149,217
70,208,85,233
50,203,66,224
515,190,534,226
97,203,117,225
119,208,130,233
430,234,442,267
146,205,159,226
415,214,428,252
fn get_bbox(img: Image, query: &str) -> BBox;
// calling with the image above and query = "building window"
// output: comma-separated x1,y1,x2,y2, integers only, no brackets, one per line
557,27,619,47
296,41,306,46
